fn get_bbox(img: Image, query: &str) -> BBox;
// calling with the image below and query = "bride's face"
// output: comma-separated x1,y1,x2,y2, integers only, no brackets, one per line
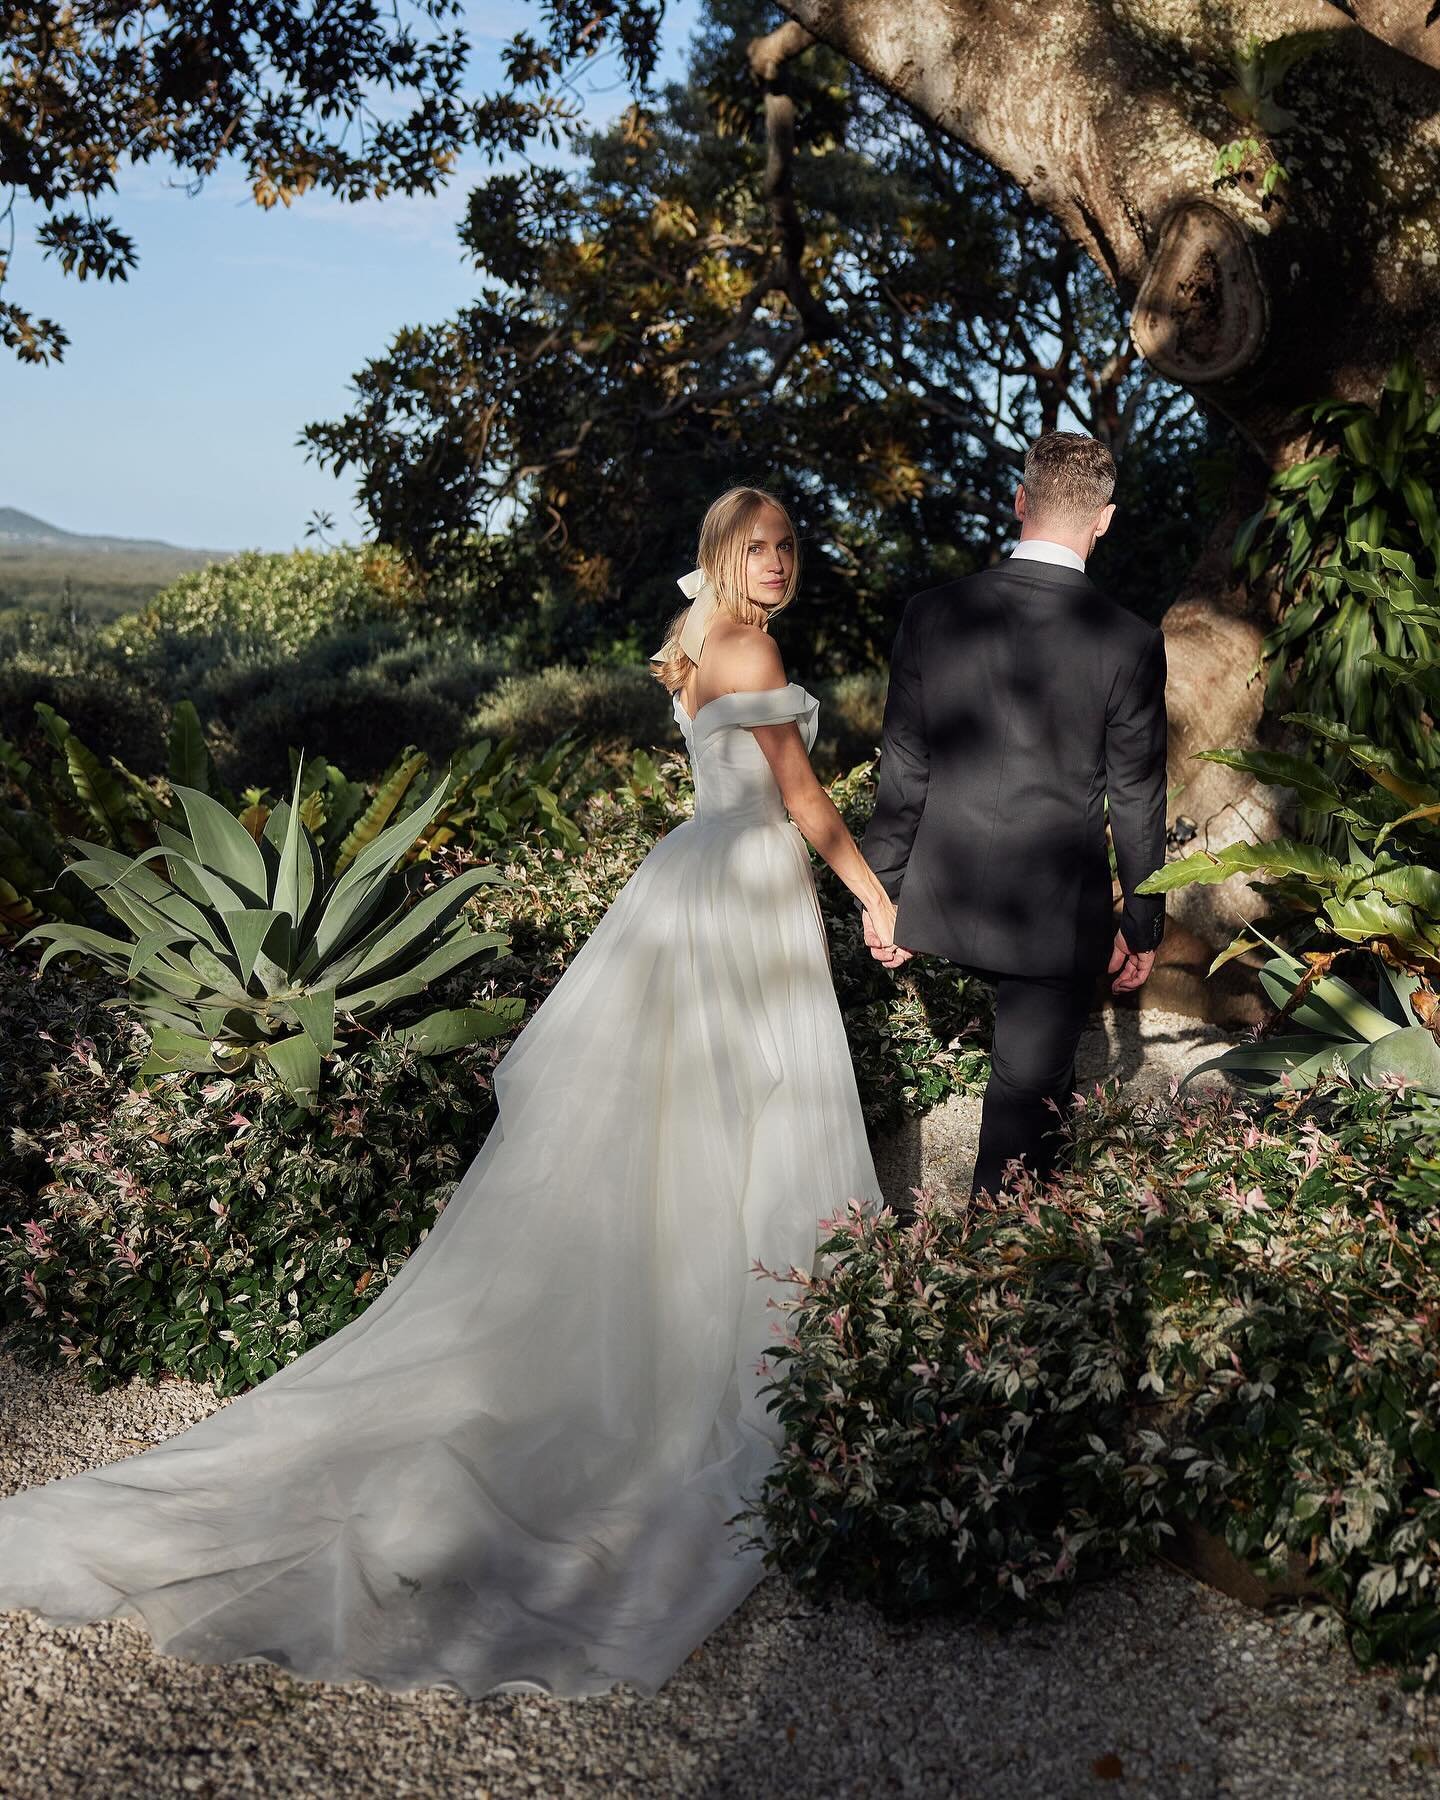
743,506,795,608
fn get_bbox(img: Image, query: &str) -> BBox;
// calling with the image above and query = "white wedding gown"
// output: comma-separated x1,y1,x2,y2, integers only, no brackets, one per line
0,682,883,1698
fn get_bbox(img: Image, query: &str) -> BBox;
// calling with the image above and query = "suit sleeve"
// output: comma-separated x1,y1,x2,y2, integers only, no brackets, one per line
1105,626,1169,954
861,595,930,904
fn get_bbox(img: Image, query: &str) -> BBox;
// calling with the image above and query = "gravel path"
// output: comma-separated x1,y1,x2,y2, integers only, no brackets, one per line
4,1006,1438,1800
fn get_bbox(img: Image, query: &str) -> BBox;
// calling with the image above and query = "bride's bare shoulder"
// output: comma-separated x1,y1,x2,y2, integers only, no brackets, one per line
703,620,787,691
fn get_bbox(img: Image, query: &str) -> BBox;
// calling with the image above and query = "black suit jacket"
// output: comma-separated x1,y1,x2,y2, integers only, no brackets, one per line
861,559,1168,979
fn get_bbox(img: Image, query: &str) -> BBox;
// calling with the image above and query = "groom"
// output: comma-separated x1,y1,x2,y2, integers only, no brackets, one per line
862,430,1168,1197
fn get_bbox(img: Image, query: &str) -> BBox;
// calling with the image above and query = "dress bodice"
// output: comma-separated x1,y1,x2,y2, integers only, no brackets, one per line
672,683,821,826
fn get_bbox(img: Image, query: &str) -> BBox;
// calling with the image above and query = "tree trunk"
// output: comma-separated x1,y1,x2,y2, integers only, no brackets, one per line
778,0,1440,939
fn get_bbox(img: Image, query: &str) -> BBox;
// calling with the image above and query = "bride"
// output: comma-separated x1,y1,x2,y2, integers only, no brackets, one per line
0,486,898,1698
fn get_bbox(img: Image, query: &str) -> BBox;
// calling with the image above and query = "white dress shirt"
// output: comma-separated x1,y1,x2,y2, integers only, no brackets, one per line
1008,538,1086,573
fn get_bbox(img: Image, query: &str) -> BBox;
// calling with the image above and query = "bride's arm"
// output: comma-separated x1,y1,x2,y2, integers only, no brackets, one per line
762,730,899,945
718,634,899,944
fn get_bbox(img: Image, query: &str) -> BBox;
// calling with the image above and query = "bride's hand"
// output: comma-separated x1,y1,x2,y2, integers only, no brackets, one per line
863,893,901,951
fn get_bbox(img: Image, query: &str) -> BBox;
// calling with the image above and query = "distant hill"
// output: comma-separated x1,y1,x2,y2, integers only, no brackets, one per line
0,506,214,556
0,507,229,619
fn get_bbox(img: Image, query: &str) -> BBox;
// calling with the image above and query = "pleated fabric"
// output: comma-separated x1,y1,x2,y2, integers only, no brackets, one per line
0,682,883,1696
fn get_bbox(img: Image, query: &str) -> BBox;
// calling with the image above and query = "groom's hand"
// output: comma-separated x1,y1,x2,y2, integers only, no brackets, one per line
1108,929,1155,994
863,906,913,969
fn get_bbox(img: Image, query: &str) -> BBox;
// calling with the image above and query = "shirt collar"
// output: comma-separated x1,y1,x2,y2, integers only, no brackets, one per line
1009,538,1087,573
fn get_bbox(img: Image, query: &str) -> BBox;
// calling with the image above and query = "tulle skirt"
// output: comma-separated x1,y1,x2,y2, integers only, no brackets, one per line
0,808,882,1697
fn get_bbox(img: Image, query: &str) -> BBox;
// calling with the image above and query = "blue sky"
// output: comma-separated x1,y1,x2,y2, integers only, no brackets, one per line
1,1,702,552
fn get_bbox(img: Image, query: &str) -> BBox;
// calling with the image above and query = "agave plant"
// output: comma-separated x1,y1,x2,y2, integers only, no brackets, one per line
1185,930,1439,1095
18,757,519,1107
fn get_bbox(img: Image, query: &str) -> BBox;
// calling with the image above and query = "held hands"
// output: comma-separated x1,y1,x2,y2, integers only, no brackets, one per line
1108,928,1155,994
863,894,913,970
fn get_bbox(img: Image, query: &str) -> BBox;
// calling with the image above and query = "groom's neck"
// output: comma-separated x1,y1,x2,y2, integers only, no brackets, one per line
1016,521,1094,564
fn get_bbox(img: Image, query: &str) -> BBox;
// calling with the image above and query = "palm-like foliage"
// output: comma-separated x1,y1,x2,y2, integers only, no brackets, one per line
18,757,518,1107
1145,547,1440,966
1241,355,1440,777
1145,546,1440,1094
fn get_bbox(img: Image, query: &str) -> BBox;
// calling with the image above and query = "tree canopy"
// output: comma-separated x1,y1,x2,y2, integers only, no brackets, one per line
0,0,474,362
305,0,1215,667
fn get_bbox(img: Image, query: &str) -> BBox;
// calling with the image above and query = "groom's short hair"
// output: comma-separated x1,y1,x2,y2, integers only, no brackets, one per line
1020,431,1116,524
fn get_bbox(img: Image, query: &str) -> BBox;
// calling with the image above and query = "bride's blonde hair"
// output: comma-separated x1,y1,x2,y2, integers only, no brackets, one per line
650,487,801,695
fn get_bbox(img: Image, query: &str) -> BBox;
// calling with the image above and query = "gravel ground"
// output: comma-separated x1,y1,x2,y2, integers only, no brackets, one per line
5,1005,1438,1800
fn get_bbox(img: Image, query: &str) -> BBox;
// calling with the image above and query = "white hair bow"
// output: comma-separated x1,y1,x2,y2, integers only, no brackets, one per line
650,567,720,665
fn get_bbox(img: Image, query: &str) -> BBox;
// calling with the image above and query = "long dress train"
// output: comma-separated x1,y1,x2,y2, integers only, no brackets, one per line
0,682,883,1698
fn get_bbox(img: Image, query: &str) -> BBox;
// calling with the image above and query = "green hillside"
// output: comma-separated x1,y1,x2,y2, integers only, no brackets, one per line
0,508,228,619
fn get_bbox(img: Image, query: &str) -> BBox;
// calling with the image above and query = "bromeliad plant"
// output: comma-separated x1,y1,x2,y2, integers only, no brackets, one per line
17,756,519,1107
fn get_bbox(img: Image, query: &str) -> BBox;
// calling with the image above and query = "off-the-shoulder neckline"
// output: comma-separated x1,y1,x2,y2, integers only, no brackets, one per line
672,680,813,729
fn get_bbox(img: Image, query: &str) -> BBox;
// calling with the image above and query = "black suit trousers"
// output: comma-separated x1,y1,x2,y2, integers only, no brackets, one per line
969,965,1097,1198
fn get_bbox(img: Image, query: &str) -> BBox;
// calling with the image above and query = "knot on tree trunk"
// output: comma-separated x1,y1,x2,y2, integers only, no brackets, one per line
1132,200,1269,386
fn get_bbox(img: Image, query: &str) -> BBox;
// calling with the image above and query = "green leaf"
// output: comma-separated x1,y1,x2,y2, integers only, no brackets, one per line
1301,978,1399,1046
70,835,229,955
1401,474,1439,553
336,927,498,1017
1283,715,1437,808
1231,505,1270,569
110,840,258,921
1323,890,1428,954
1181,1035,1355,1091
1363,652,1440,710
145,1026,221,1073
269,762,315,949
1370,863,1440,916
263,1032,321,1108
169,783,269,901
1195,749,1341,812
1365,543,1431,599
1353,1027,1440,1096
54,724,138,848
336,865,507,990
1376,956,1422,1028
1207,933,1259,976
1342,416,1375,466
126,924,194,981
167,701,214,794
1136,839,1342,895
390,998,525,1056
186,942,250,999
1272,454,1335,491
152,821,216,910
1245,925,1398,1042
17,919,137,974
218,908,284,985
285,986,337,1054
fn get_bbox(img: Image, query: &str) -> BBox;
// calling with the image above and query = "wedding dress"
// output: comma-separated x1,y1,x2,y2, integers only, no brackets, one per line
0,681,883,1698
